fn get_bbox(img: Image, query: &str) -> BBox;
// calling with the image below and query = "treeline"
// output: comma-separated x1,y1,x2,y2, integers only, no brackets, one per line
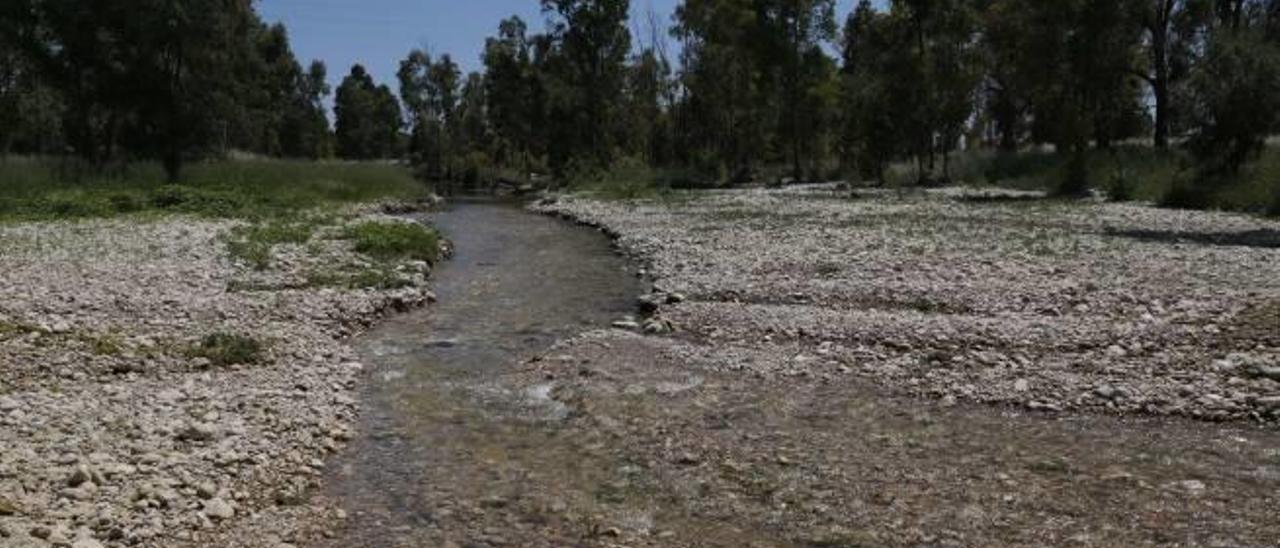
397,0,1280,200
0,0,331,181
5,0,1280,203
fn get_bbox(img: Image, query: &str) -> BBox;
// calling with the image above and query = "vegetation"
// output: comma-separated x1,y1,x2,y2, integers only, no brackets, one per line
345,221,441,264
0,158,425,222
5,0,1280,214
190,332,263,367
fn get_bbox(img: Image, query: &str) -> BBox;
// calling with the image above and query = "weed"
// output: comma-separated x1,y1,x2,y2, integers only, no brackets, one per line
189,333,263,366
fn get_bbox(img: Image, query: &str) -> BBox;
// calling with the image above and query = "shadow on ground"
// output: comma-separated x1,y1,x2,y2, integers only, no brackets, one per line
1106,228,1280,249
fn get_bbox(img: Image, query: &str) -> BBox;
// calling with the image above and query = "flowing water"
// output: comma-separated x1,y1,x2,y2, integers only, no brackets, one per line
322,199,645,547
320,200,1280,547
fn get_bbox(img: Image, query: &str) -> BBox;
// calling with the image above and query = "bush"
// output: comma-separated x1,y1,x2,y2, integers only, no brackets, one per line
191,333,262,366
345,221,439,263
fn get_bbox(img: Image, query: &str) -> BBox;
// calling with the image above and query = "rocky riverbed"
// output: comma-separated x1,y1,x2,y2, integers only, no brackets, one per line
534,185,1280,422
0,209,436,548
446,185,1280,547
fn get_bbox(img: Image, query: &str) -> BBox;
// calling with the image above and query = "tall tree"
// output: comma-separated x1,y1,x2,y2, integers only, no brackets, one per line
336,64,401,159
540,0,632,171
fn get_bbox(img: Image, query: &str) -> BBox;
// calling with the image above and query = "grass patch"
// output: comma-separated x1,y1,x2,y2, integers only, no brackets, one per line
0,320,42,340
881,145,1280,214
189,333,263,367
225,218,325,270
0,156,428,222
345,221,439,263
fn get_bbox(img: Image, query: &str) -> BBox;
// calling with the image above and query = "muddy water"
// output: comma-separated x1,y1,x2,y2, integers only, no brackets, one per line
322,200,644,547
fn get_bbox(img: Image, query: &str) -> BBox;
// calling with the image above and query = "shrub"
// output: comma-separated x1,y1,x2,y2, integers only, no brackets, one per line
191,333,262,366
345,221,439,263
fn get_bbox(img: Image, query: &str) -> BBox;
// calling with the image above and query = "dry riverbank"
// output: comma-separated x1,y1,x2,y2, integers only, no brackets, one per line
0,209,436,548
535,185,1280,422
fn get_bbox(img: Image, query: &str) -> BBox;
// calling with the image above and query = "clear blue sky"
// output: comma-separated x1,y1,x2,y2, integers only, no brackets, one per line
259,0,863,93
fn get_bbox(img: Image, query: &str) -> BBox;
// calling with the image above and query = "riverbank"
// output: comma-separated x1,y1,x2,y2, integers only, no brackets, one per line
0,207,438,547
482,185,1280,546
534,185,1280,422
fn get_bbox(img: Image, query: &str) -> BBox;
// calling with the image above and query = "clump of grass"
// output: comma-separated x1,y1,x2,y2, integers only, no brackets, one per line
345,221,439,263
85,334,125,356
0,320,41,340
189,333,263,366
225,218,322,270
0,157,428,222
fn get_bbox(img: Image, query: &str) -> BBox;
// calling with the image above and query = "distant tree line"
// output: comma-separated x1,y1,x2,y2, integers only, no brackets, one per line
5,0,1280,200
0,0,332,181
396,0,1280,197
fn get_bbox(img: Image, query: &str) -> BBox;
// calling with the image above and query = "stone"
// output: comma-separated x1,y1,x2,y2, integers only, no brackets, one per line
0,497,19,515
72,537,105,548
203,498,235,520
177,422,218,442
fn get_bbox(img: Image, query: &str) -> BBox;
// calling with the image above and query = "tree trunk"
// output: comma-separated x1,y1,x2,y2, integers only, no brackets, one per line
1151,3,1172,149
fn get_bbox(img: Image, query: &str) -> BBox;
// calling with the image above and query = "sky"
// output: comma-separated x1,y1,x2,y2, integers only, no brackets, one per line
258,0,863,93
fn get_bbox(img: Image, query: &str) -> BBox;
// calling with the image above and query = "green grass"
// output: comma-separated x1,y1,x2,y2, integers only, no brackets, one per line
189,332,263,367
345,221,440,263
0,156,428,222
880,145,1280,215
225,217,325,270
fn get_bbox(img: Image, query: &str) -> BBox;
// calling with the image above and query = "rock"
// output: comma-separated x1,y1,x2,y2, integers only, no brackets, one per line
67,466,91,487
30,527,51,540
675,452,701,465
1014,379,1030,392
611,320,640,330
0,497,19,515
1248,365,1280,382
1170,479,1206,495
0,396,18,412
195,483,217,500
1256,396,1280,410
203,498,235,520
177,422,218,442
1094,385,1119,400
72,537,105,548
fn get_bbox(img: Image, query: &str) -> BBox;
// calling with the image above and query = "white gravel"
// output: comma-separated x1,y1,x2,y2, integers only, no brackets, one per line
533,185,1280,422
0,212,435,547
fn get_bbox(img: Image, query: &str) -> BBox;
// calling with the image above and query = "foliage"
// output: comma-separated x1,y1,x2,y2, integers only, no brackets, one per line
335,65,403,160
0,1,334,179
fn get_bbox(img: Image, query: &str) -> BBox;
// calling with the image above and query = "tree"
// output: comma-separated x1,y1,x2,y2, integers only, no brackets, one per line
483,16,536,168
1188,13,1280,177
540,0,632,171
764,0,837,180
673,0,771,180
336,64,401,159
1132,0,1213,148
279,60,332,159
840,0,899,182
